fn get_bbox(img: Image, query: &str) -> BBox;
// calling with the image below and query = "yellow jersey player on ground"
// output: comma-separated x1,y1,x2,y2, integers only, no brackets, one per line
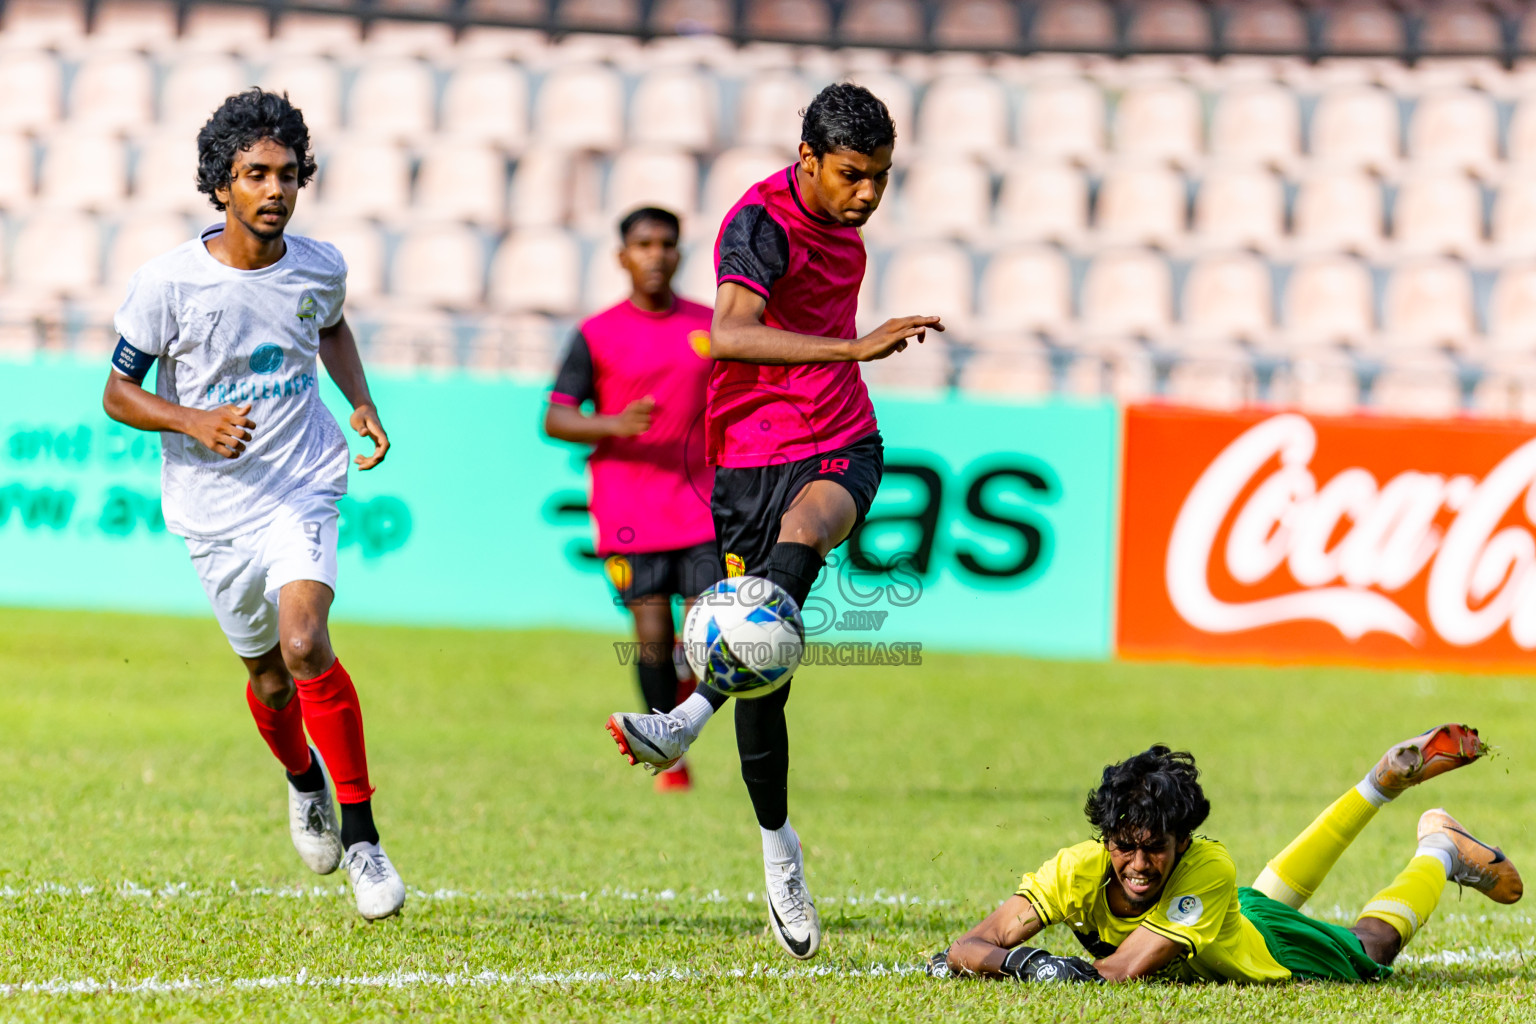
934,725,1521,983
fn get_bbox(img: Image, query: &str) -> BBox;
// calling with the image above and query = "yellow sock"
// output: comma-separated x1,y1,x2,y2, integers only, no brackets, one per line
1252,787,1379,908
1358,855,1448,944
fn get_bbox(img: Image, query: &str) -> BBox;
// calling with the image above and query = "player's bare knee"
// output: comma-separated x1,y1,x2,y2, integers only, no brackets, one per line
281,631,332,678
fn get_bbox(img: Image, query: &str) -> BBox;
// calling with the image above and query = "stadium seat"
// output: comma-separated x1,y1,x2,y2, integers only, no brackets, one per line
362,19,458,60
298,218,385,301
374,0,458,14
1383,258,1477,351
131,130,205,215
364,307,460,369
39,132,128,211
392,224,487,309
1126,0,1212,50
536,64,625,152
880,241,974,326
843,71,914,142
12,210,100,295
1408,88,1498,174
509,149,578,227
559,0,643,31
954,347,1058,398
0,50,60,133
1032,0,1117,49
1182,251,1273,343
1283,253,1375,348
916,75,1009,156
1018,76,1104,162
1291,348,1364,414
1113,79,1204,166
440,61,530,150
1293,169,1384,255
490,228,582,314
901,157,991,239
861,332,952,392
69,52,155,133
1096,163,1187,247
182,3,272,55
676,239,718,304
584,239,633,310
649,0,734,36
161,55,249,134
1392,171,1483,258
349,58,437,141
607,146,700,220
1321,0,1406,55
1163,347,1251,410
1419,1,1504,56
1192,165,1284,250
1081,248,1173,338
415,141,510,227
466,312,560,375
1310,86,1400,171
105,213,194,288
1221,0,1308,52
744,0,833,41
1508,95,1536,166
1492,177,1536,256
1208,82,1301,166
1370,351,1463,416
701,147,790,231
1488,264,1536,353
934,0,1021,49
91,1,180,51
270,11,363,56
1,0,85,48
1470,354,1536,420
996,161,1088,242
317,138,413,219
0,134,33,209
734,71,815,149
260,57,344,137
978,245,1072,334
630,68,718,152
839,0,925,46
464,0,548,23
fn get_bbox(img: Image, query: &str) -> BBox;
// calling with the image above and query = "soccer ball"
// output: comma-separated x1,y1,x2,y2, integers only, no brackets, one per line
683,576,804,699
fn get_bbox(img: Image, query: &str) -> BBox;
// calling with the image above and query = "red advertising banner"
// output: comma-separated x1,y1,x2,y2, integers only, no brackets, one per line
1118,405,1536,671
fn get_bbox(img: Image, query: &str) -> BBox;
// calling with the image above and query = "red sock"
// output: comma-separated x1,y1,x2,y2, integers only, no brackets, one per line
293,659,374,804
245,682,312,776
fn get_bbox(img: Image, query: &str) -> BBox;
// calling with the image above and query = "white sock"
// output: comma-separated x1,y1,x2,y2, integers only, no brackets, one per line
1356,776,1393,808
1417,844,1455,879
761,820,799,865
671,691,715,739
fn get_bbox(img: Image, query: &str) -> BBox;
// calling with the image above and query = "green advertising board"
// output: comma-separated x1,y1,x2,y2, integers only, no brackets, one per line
0,358,1116,658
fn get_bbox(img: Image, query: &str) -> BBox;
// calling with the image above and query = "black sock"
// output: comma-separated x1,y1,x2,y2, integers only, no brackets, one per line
764,542,824,609
637,661,681,713
340,800,379,848
285,747,325,793
735,682,791,829
695,682,729,710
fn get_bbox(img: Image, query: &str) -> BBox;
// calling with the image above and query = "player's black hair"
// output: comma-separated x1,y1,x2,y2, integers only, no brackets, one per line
196,88,317,212
618,206,680,242
800,82,896,159
1084,745,1210,844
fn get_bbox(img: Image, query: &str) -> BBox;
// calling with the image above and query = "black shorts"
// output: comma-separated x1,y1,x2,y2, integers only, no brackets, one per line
711,432,884,576
603,541,723,605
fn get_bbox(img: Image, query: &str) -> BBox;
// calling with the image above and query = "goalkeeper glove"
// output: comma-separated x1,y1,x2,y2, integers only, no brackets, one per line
1000,946,1103,983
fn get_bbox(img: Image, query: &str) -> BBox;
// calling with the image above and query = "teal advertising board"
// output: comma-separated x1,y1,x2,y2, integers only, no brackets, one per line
0,359,1116,658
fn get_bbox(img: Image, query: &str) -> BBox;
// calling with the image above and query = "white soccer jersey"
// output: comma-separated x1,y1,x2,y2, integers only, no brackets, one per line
113,224,351,540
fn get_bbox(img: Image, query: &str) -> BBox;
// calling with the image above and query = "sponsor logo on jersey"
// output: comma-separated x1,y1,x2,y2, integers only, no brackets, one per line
249,343,285,375
604,555,633,591
725,553,745,577
1168,894,1203,925
688,330,711,359
296,292,317,320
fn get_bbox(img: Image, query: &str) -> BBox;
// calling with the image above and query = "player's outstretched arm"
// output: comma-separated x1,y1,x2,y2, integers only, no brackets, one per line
102,371,254,459
543,396,653,444
945,895,1044,976
1089,925,1185,982
711,282,943,365
318,315,389,470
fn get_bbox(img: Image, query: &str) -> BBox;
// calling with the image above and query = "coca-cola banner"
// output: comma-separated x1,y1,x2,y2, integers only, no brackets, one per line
1118,405,1536,670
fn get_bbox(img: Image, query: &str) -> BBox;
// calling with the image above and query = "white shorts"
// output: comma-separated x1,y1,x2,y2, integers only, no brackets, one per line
186,492,341,658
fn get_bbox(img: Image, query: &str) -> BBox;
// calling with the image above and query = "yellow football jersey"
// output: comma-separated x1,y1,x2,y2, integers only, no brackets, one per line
1015,838,1290,983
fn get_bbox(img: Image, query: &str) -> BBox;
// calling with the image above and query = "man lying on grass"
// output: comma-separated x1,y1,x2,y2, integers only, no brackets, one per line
933,726,1520,984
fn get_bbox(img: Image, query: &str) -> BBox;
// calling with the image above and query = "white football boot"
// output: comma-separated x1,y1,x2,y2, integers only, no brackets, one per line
288,750,343,875
344,841,406,920
764,842,821,960
606,710,692,774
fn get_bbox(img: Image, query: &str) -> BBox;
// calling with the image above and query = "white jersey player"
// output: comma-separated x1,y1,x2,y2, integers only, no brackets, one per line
102,89,404,920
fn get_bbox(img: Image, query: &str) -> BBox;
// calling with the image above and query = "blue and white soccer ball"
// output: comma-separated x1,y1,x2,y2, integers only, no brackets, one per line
683,576,804,699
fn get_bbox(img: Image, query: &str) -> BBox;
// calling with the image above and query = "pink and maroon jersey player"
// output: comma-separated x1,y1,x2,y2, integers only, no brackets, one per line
550,297,721,602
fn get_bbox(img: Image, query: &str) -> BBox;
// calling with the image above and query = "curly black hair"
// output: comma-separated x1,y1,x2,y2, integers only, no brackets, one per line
801,82,896,159
195,88,317,212
1084,745,1210,844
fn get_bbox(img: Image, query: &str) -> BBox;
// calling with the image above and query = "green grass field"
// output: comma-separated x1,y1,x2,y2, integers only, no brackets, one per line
1,607,1533,1022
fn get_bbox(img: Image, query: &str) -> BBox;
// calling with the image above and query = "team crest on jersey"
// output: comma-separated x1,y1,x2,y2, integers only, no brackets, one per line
724,553,745,578
1168,894,1203,925
248,343,285,375
296,292,317,320
688,330,711,358
604,555,633,591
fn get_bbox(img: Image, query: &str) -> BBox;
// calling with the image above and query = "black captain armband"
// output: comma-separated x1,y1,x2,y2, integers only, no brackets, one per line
1000,946,1104,984
112,338,155,381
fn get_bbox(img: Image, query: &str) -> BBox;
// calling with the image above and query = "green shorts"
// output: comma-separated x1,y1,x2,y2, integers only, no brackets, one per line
1238,887,1390,983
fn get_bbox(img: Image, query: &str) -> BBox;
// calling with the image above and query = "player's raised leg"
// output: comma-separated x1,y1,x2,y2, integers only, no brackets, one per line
1252,724,1484,908
629,593,693,790
278,579,405,920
